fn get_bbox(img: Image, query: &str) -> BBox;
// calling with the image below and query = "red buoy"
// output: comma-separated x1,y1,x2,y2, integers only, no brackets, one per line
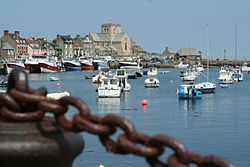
56,83,60,87
141,100,148,106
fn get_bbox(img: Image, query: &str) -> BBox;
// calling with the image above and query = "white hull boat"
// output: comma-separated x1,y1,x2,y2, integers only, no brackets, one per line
47,91,70,100
144,77,160,88
98,78,122,98
147,67,158,76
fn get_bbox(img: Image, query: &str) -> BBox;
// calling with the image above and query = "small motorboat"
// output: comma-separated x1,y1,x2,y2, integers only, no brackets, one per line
49,76,59,81
98,78,122,98
144,77,160,88
177,85,202,99
47,91,70,99
220,84,229,88
147,67,158,76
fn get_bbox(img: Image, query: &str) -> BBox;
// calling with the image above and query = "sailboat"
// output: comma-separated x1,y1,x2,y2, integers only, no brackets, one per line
231,25,244,82
194,24,216,93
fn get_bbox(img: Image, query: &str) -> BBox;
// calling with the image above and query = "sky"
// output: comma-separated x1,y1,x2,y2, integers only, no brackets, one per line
0,0,250,60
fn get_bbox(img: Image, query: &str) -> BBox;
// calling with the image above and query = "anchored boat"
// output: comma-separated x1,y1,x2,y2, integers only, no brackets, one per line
177,85,202,99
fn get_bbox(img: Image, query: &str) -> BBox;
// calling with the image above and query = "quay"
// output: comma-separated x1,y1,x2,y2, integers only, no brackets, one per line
108,59,250,69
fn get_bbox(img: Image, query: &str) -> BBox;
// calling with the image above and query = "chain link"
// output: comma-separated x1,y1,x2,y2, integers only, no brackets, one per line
0,68,235,167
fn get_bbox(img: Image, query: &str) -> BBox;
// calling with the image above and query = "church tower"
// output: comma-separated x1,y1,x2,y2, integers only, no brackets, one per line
101,23,122,40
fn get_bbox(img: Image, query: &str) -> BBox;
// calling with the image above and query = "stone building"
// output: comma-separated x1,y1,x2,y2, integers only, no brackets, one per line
175,48,202,60
162,46,175,60
88,23,134,57
0,30,28,58
54,35,74,57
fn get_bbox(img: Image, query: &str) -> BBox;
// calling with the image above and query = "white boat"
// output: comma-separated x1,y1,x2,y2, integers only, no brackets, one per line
25,54,48,73
195,62,204,72
218,66,234,84
5,59,26,74
181,67,198,81
98,78,122,98
119,59,142,69
144,77,160,88
49,76,59,81
194,82,216,93
47,91,70,99
39,59,60,73
174,61,189,68
231,69,243,82
147,67,158,76
114,69,131,92
92,72,107,84
241,63,250,72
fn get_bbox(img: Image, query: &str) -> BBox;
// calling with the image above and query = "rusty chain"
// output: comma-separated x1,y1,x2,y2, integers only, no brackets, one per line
0,68,235,167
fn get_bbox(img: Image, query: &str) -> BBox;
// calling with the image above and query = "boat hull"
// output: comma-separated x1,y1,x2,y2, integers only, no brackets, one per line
39,63,59,73
25,63,41,73
98,89,121,98
6,63,26,74
63,62,81,71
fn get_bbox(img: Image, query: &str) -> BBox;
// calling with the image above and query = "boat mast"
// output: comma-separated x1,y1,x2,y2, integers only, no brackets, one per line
206,24,210,82
235,25,237,67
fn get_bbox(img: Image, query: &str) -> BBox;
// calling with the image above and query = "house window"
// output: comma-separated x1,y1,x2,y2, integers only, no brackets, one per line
125,42,127,50
65,44,67,49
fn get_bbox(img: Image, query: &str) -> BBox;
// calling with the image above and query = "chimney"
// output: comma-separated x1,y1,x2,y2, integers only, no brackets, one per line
3,30,9,36
14,31,20,37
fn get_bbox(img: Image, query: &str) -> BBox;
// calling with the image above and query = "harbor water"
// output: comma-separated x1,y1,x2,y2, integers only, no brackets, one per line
20,68,250,167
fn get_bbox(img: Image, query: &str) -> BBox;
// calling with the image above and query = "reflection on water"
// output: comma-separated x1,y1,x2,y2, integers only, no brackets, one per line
97,98,121,114
179,99,199,112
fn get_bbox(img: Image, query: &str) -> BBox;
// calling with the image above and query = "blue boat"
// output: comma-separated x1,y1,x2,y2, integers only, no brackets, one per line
63,58,81,71
177,85,202,99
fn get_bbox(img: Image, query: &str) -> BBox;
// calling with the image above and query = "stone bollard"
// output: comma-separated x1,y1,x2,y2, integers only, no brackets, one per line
0,68,84,167
0,119,83,167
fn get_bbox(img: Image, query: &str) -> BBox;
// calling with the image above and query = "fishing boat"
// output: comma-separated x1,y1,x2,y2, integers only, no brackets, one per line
118,59,142,69
63,57,81,71
80,58,95,71
24,54,48,73
147,67,158,76
144,77,160,88
177,85,202,99
114,69,131,92
97,78,122,98
5,59,26,74
38,59,60,73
